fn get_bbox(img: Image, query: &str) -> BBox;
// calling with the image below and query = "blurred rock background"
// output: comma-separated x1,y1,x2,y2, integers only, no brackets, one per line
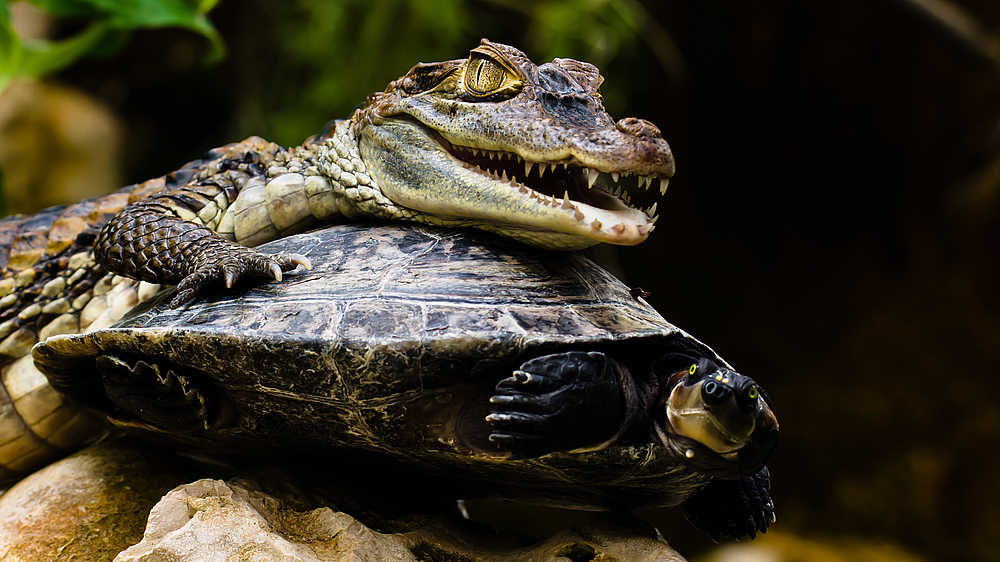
2,0,998,560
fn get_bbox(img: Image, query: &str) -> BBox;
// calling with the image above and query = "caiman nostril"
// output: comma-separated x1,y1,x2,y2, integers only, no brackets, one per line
616,117,662,139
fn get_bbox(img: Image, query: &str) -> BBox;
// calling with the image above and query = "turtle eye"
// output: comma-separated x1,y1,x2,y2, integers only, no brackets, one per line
463,53,523,100
688,363,698,376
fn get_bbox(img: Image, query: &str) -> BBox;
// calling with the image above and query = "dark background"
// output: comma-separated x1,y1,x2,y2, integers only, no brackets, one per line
4,0,999,560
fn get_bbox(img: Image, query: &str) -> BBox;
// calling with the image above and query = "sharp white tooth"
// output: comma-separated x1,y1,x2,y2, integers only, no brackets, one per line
550,163,559,173
501,171,508,181
648,224,656,233
516,154,523,163
659,178,669,195
650,214,659,225
525,161,535,176
639,176,648,189
519,185,529,194
561,191,574,209
613,222,626,234
613,186,622,197
647,202,658,217
587,168,599,189
574,208,585,221
591,219,602,230
562,163,569,171
611,172,620,183
538,164,546,178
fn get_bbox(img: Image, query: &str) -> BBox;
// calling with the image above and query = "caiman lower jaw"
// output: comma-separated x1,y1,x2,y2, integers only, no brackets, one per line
360,118,661,250
436,134,665,242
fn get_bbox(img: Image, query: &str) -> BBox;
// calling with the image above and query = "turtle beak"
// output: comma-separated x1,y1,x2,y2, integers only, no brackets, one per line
666,378,755,455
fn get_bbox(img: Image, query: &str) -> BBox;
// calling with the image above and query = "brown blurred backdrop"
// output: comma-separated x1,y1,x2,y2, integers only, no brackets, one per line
2,0,998,560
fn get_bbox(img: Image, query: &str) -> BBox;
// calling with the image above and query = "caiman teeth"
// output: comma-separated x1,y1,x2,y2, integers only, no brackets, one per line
561,191,574,210
442,140,668,241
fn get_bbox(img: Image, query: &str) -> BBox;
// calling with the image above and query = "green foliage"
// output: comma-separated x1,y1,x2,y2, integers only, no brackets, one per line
0,0,224,93
261,0,673,146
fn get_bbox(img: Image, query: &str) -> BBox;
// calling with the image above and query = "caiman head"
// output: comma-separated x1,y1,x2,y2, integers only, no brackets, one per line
355,39,675,250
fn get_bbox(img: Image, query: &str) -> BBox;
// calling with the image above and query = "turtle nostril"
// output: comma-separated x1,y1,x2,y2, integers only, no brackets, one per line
702,380,731,405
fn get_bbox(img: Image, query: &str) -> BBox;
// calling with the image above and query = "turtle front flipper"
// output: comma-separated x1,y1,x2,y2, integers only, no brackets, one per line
486,351,635,457
97,355,216,433
681,466,774,542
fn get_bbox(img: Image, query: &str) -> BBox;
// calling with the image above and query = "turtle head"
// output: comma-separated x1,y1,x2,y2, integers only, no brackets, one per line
653,357,778,479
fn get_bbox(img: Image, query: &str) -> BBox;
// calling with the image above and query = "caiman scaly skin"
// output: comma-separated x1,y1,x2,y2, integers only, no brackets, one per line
0,39,674,481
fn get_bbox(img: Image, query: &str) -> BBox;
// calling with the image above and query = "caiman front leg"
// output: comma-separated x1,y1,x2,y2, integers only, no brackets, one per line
93,139,327,308
95,201,310,307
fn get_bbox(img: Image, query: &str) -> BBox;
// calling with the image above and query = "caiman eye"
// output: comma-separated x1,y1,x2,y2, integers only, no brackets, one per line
688,363,698,376
463,53,522,100
466,57,505,94
747,385,758,400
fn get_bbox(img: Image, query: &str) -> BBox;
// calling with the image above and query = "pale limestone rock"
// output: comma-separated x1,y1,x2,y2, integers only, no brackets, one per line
115,478,416,562
116,476,687,562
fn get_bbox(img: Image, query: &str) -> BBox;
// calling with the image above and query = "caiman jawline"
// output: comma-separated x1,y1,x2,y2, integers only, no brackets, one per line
432,133,665,237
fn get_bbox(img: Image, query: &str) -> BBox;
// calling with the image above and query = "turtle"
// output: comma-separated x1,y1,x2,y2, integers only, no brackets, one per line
33,223,779,541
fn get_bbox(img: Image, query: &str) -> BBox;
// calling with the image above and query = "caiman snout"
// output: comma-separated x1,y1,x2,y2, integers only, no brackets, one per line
616,117,662,139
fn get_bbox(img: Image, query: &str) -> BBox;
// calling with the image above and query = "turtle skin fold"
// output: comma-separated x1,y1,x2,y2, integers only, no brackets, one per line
682,466,774,541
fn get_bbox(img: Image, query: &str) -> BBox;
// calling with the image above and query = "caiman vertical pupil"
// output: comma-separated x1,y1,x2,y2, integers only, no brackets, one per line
467,57,505,95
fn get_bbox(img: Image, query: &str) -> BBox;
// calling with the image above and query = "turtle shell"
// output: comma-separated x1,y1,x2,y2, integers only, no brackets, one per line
34,223,724,510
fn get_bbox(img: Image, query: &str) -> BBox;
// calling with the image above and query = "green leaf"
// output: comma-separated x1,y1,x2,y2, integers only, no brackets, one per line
0,4,24,92
26,0,226,62
18,22,113,78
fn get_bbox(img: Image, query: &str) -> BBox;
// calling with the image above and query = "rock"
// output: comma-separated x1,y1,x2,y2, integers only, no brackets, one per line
0,437,198,562
117,474,686,562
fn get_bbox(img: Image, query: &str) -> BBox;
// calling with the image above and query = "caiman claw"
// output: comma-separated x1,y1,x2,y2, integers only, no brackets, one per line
170,249,312,308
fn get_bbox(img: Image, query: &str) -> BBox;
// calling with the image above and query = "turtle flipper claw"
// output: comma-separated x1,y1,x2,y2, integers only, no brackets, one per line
487,351,625,457
682,467,774,542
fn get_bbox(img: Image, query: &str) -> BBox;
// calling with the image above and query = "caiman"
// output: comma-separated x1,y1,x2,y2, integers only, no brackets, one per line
0,40,674,481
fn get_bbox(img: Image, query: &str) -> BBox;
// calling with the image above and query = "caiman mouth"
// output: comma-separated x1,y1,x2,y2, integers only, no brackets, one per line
433,132,665,235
